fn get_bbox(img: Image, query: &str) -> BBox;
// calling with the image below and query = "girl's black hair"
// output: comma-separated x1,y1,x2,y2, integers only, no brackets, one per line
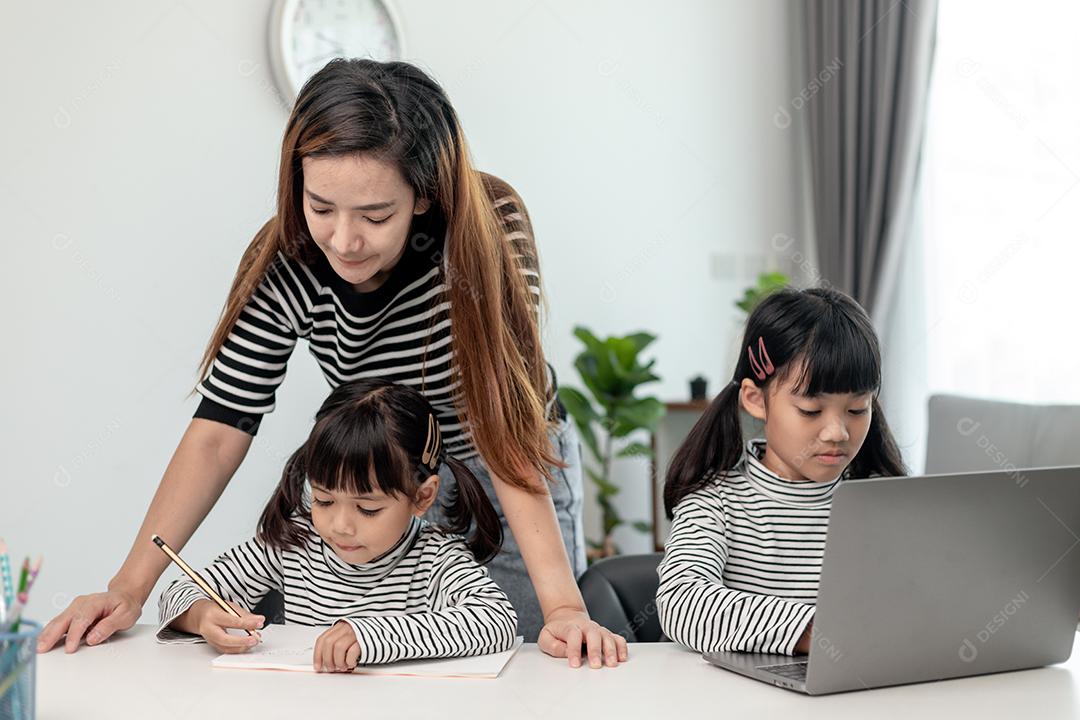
257,378,503,564
663,286,907,518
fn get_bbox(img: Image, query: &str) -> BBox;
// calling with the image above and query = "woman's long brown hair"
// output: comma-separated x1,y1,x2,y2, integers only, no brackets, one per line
198,58,560,492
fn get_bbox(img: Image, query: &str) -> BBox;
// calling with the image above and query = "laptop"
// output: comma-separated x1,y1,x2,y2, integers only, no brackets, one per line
704,465,1080,695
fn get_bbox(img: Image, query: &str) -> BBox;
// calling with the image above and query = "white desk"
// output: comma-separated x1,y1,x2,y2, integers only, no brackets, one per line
38,626,1080,719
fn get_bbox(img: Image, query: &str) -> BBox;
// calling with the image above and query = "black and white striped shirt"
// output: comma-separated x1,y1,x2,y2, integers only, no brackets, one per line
656,439,839,655
194,176,560,460
157,514,518,664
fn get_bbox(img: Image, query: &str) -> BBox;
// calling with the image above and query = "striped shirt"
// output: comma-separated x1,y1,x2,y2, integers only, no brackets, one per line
194,175,560,460
156,514,518,664
656,439,840,655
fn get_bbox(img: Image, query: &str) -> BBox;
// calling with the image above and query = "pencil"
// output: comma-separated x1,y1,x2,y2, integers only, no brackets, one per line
27,556,42,592
150,535,260,639
0,539,13,608
15,558,29,596
7,556,44,630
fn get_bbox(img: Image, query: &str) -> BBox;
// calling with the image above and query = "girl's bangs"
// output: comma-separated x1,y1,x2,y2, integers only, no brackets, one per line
304,409,411,498
782,316,881,397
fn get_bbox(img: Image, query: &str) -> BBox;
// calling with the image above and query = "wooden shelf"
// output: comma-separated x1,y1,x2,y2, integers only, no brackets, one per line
663,399,711,412
649,400,712,551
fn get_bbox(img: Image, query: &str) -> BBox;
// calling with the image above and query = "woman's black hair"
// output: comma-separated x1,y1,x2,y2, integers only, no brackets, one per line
663,286,907,518
257,378,503,564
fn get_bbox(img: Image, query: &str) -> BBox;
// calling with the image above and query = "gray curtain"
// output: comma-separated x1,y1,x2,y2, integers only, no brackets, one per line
800,0,938,330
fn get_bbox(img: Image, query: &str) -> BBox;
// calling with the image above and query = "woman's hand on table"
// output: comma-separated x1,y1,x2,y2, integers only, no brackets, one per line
538,607,629,668
37,586,144,654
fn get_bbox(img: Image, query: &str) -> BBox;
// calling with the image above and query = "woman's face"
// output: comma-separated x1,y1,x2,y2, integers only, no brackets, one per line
740,369,874,483
301,153,430,292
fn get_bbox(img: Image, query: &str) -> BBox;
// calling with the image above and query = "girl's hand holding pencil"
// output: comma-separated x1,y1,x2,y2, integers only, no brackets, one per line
175,599,265,654
148,534,264,651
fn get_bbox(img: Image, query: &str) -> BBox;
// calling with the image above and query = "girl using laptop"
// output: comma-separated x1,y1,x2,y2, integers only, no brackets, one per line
657,287,907,655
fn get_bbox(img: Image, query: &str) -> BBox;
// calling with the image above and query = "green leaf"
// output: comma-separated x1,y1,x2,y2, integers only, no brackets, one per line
606,344,630,385
617,441,653,459
575,419,602,464
631,520,652,533
603,513,623,535
599,480,622,497
621,362,661,390
735,272,790,314
624,332,657,354
557,387,602,462
572,326,605,355
612,397,666,432
609,337,638,376
575,355,617,405
586,469,620,497
558,386,598,422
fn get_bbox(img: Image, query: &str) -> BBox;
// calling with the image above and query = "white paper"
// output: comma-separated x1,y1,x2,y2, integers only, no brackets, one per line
211,624,524,678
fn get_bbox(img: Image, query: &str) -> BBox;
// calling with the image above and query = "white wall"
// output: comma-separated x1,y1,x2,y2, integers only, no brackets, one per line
0,0,806,624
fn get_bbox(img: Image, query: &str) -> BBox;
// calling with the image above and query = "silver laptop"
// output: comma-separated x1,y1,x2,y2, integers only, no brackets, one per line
704,466,1080,695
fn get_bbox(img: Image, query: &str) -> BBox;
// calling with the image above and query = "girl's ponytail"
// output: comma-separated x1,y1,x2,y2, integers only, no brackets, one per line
440,456,504,564
663,380,745,518
257,445,310,550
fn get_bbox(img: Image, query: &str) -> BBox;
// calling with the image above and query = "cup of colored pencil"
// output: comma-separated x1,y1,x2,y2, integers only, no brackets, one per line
0,540,42,720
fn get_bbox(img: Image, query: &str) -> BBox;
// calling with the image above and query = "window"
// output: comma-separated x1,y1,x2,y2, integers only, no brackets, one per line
923,0,1080,404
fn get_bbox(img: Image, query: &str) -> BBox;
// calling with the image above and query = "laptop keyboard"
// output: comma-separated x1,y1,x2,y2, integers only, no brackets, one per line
759,661,808,681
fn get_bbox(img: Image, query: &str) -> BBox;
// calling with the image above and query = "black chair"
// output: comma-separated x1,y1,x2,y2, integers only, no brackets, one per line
577,552,666,642
256,553,669,639
252,589,286,625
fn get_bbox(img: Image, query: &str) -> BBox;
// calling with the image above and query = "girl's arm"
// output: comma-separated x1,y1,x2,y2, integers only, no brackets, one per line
157,534,284,644
656,489,815,655
37,419,254,653
343,539,517,664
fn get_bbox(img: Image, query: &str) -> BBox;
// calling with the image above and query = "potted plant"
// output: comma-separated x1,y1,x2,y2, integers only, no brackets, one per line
736,271,789,314
732,272,789,442
558,327,665,561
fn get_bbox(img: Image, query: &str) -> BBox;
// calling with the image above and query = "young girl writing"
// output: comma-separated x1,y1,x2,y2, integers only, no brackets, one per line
657,287,907,656
156,379,517,671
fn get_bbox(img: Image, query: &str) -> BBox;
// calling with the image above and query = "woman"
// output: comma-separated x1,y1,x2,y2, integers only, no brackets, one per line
38,58,628,668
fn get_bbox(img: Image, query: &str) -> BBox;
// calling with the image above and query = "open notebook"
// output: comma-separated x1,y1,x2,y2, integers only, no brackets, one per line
211,625,524,679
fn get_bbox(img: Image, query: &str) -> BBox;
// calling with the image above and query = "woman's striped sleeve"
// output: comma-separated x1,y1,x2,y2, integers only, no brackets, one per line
194,259,300,434
655,486,815,655
343,539,518,664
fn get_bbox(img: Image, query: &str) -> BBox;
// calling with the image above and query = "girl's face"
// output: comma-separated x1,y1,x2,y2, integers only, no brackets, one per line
309,473,439,564
740,372,874,484
301,153,431,293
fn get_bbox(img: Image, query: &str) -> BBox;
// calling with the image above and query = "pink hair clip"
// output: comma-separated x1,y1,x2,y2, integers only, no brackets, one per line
747,336,775,381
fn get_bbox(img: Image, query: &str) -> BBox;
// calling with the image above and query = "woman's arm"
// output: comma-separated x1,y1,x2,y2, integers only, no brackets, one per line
491,474,629,668
36,418,254,653
477,177,627,667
